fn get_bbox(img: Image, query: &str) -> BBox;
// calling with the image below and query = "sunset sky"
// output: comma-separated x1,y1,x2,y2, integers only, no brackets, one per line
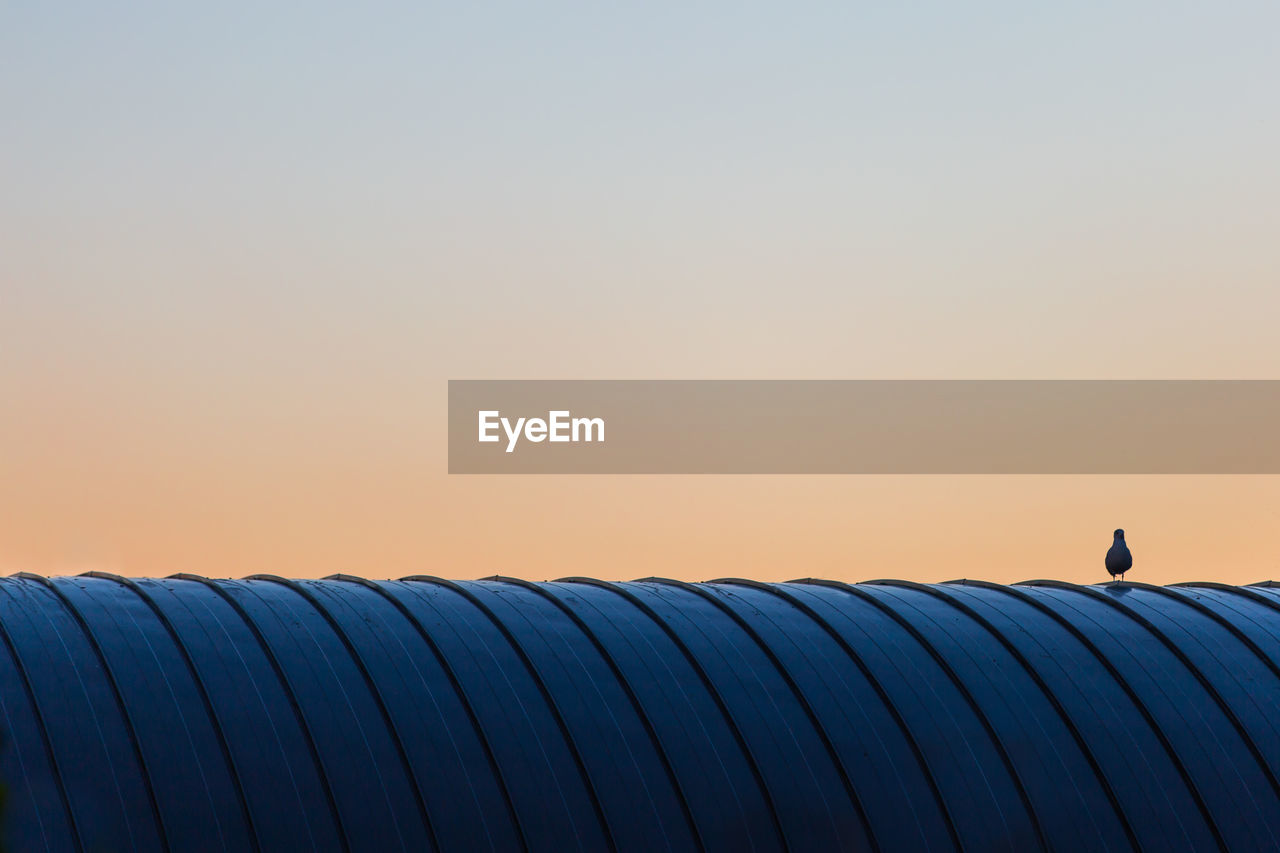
3,2,1279,584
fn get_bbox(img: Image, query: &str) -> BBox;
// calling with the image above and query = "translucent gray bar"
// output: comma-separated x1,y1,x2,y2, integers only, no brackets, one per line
448,380,1280,473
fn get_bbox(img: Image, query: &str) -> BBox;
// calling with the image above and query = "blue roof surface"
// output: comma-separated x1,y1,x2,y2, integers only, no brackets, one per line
3,575,1280,851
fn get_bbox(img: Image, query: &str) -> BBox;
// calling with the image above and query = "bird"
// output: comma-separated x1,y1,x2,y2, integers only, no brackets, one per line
1106,529,1132,582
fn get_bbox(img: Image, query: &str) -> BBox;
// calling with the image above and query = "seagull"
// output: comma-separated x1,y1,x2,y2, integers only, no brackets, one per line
1106,529,1132,582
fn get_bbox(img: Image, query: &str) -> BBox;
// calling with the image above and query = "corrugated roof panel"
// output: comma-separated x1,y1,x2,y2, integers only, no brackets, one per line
4,575,1280,852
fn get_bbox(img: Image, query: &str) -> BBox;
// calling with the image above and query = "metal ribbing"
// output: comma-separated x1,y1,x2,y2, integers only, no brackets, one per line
556,576,790,852
85,572,260,852
323,574,529,852
942,579,1210,850
485,576,704,851
0,584,83,851
651,578,874,851
710,577,962,851
1024,578,1280,843
1165,583,1280,673
400,576,617,853
1129,582,1280,704
170,575,351,853
996,581,1227,851
894,579,1140,850
247,575,437,851
794,578,1049,852
16,573,170,851
9,576,1280,852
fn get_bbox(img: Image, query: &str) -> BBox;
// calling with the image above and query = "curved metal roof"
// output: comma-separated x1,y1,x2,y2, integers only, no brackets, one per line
3,575,1280,851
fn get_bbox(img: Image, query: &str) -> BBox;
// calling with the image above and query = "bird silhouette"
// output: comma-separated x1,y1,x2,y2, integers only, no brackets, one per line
1106,529,1132,582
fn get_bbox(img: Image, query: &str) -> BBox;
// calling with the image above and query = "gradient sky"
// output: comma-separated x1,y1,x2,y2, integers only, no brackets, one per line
3,2,1279,584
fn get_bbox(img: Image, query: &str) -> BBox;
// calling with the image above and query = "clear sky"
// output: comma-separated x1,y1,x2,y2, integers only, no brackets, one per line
3,2,1279,583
